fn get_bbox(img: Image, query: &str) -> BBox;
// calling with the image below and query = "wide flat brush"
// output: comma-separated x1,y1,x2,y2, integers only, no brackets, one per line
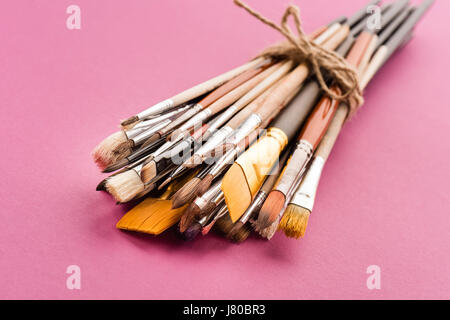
116,170,197,234
121,57,268,127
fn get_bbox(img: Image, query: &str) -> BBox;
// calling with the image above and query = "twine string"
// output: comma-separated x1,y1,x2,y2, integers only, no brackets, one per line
234,0,363,111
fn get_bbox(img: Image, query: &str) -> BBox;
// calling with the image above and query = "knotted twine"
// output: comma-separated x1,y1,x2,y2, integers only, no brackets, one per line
234,0,363,116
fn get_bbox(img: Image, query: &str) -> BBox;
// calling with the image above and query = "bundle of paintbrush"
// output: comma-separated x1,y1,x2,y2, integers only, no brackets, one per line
92,0,433,243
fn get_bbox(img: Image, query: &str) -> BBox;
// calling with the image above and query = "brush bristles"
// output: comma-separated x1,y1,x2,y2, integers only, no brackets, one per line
255,216,280,240
92,131,128,170
279,205,311,239
196,174,214,197
105,170,144,203
229,223,252,243
257,191,285,229
214,214,235,235
96,178,108,191
182,222,202,241
121,116,139,127
140,161,157,183
103,158,129,173
171,178,201,209
179,203,201,233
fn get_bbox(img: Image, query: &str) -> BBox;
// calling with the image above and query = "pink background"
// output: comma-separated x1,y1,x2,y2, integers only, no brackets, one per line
1,0,449,300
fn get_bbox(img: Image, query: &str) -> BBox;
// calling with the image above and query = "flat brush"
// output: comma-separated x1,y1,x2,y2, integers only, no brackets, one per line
105,164,146,203
116,170,197,235
121,57,268,126
179,180,224,233
170,165,212,209
257,30,372,228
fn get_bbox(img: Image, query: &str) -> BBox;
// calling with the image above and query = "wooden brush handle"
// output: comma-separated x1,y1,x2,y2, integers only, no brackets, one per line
225,75,284,130
199,60,271,108
207,64,273,115
170,58,266,106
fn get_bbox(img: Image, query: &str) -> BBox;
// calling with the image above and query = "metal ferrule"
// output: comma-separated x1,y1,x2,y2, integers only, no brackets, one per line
152,133,188,160
240,190,267,223
137,99,175,119
204,105,238,139
197,181,222,206
132,104,190,131
195,126,234,160
275,139,313,197
289,156,325,212
161,104,203,134
227,114,262,146
131,119,171,145
212,191,225,205
177,108,212,133
133,163,144,174
209,148,238,176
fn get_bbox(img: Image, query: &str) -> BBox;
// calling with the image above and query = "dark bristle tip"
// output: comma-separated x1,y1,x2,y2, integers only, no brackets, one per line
258,192,285,229
96,179,107,191
227,221,244,240
121,116,138,127
179,204,201,232
196,175,214,196
182,223,202,241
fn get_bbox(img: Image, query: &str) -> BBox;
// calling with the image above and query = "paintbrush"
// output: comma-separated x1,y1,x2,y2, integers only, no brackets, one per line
179,180,224,232
135,59,272,150
280,0,434,239
121,57,269,127
170,165,212,209
116,170,197,234
181,22,344,169
257,29,372,229
227,148,290,239
181,202,227,241
219,25,354,223
170,59,274,141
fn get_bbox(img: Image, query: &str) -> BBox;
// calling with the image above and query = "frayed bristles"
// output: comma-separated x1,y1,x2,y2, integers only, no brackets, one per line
179,203,201,233
105,170,144,203
279,205,311,239
92,131,128,170
257,191,285,229
171,178,201,209
181,222,202,241
140,161,157,183
196,174,214,197
253,216,280,240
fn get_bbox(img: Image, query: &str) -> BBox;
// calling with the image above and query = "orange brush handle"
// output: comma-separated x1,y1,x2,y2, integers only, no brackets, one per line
298,89,341,149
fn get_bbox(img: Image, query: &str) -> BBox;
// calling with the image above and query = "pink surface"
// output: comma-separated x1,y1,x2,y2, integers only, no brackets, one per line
1,0,449,300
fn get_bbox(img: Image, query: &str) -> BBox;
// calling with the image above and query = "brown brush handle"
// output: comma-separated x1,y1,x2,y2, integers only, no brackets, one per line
170,58,266,106
198,59,271,108
207,63,274,115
